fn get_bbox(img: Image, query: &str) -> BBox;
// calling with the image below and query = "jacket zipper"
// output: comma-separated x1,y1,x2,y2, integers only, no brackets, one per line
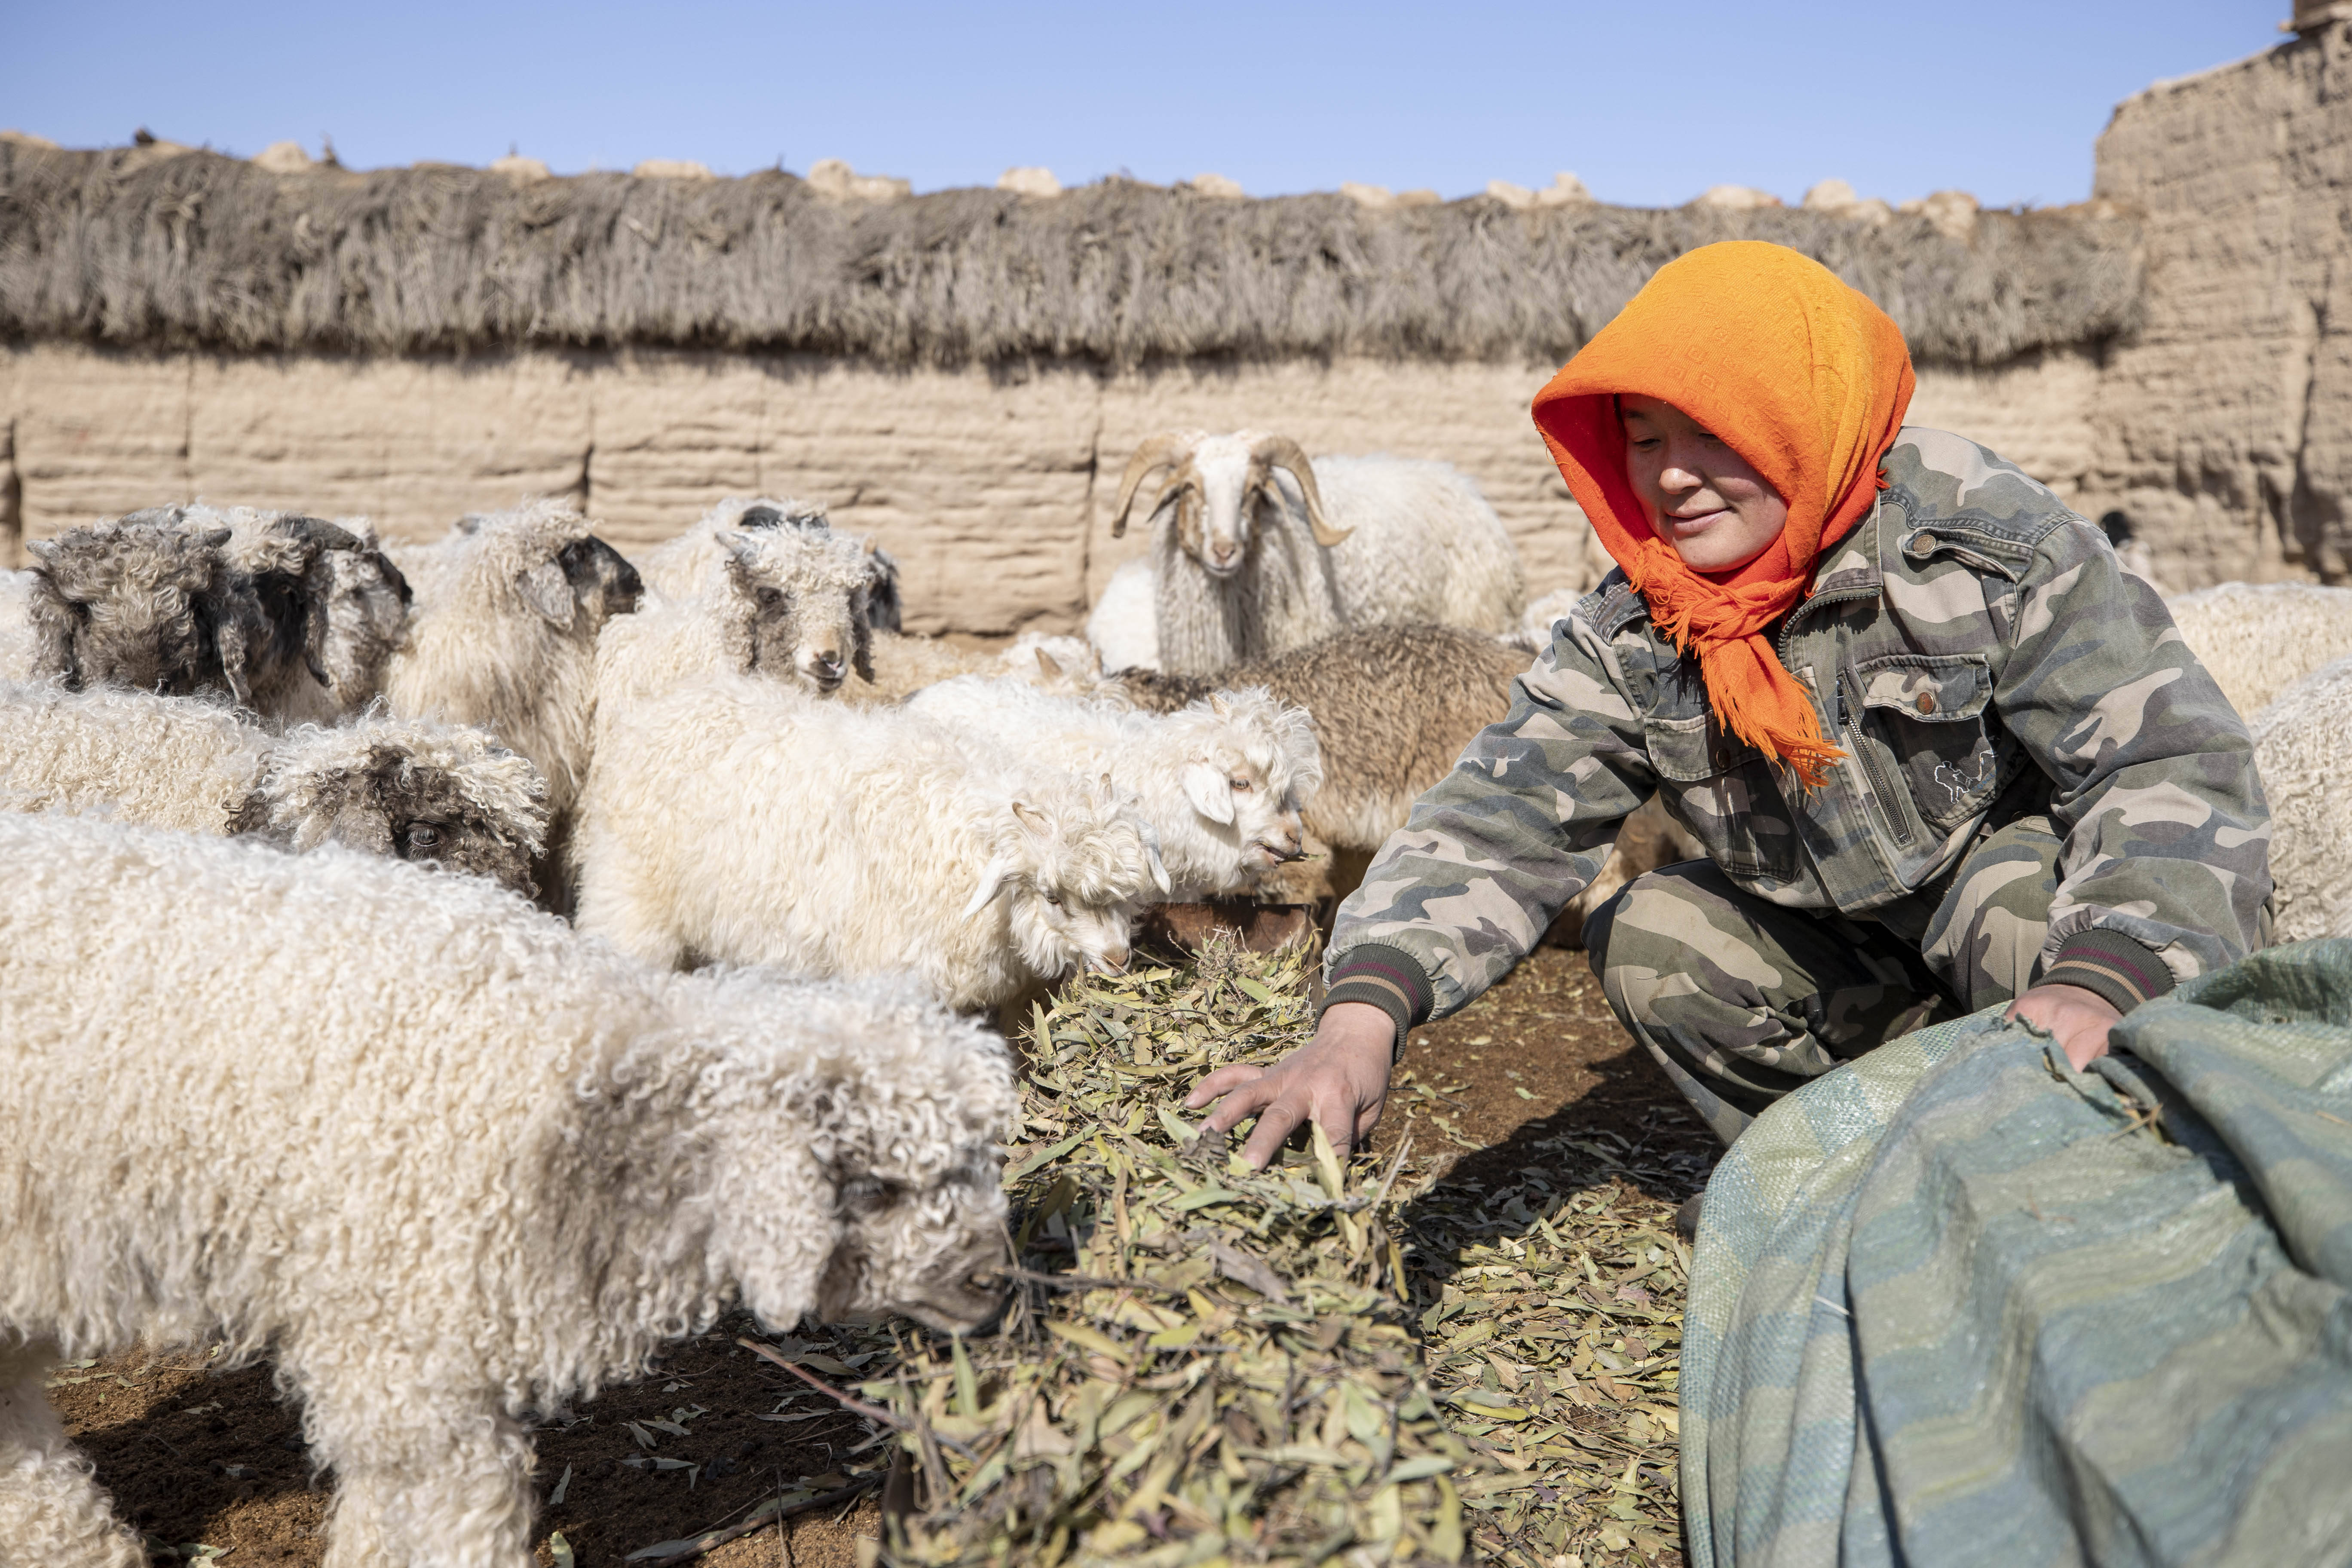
1839,680,1913,847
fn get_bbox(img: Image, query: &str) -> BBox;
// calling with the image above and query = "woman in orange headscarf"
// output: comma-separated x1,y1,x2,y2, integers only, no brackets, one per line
1192,240,2269,1171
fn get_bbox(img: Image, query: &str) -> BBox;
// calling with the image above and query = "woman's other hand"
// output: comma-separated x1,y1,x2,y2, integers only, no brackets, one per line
2005,982,2124,1071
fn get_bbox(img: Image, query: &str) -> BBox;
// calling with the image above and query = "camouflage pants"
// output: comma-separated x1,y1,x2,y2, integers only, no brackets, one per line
1585,815,2061,1144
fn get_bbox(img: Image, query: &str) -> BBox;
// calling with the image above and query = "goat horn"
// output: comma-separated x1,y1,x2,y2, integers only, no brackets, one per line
1250,435,1349,548
1109,433,1197,539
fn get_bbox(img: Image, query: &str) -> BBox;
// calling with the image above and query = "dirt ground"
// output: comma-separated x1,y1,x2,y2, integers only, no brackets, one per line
50,947,1710,1566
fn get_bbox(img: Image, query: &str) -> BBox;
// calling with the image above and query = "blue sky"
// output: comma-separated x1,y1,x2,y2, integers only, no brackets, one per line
10,2,2281,208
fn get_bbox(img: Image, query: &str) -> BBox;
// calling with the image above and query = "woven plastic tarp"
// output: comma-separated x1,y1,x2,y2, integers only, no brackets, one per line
1681,939,2352,1568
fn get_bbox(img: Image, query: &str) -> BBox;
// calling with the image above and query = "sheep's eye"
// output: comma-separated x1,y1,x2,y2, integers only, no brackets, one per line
756,587,784,608
1044,894,1065,911
1230,776,1252,792
404,822,444,853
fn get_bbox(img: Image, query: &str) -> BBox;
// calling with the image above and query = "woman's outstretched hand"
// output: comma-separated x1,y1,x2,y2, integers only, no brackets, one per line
1185,1000,1396,1169
2005,982,2124,1071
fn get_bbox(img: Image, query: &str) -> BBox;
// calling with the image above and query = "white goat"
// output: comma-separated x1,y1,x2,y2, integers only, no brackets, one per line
0,681,547,894
0,812,1014,1568
848,629,1115,707
907,678,1322,897
1109,430,1526,677
575,674,1168,1008
2165,581,2352,717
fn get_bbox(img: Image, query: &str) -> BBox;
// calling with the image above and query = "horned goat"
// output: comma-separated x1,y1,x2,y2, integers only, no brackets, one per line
2165,581,2352,717
384,500,642,899
0,682,546,894
1109,430,1525,677
2251,655,2352,942
906,679,1323,897
0,811,1014,1568
1113,623,1697,939
640,495,903,632
574,673,1169,1008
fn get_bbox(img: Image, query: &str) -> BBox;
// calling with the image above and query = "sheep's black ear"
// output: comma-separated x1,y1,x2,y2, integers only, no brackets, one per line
851,600,875,684
516,560,575,629
738,504,785,530
24,576,83,687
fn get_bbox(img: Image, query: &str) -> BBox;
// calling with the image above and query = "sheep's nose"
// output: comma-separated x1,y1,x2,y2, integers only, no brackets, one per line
1097,947,1130,973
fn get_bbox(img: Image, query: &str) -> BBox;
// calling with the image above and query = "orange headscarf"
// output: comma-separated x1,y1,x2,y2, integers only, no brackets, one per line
1531,241,1915,786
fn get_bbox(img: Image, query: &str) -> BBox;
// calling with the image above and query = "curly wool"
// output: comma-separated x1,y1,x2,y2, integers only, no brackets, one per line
0,682,548,893
384,498,641,824
21,515,259,701
575,673,1160,1008
908,677,1322,897
2165,582,2352,719
0,812,1016,1568
190,502,413,725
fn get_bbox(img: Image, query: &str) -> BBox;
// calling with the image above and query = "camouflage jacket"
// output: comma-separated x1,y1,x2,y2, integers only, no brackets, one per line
1325,428,2272,1050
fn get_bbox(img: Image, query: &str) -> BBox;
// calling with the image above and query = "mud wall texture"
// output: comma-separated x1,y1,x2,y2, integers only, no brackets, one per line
0,344,2099,632
2090,21,2352,585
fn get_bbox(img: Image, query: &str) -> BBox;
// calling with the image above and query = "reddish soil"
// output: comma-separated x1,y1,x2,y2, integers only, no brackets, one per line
50,946,1711,1566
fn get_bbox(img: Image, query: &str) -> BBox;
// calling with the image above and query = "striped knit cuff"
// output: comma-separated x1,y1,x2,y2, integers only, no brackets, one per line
1321,943,1436,1063
2042,928,2175,1014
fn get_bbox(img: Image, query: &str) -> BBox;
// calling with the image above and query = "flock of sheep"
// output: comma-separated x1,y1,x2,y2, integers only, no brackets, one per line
1,426,2348,1566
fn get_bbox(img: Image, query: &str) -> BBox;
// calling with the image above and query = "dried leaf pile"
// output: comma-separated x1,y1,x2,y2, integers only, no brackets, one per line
856,936,1695,1568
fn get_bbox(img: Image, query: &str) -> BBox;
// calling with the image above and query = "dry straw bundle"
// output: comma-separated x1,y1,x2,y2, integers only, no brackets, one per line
1,141,2137,369
809,935,1690,1568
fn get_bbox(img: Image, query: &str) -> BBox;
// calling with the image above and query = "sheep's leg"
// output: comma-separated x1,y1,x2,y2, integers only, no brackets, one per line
312,1394,537,1568
0,1339,146,1568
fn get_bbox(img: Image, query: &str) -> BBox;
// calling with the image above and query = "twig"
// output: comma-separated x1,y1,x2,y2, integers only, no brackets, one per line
734,1339,908,1433
992,1265,1188,1297
619,1479,876,1563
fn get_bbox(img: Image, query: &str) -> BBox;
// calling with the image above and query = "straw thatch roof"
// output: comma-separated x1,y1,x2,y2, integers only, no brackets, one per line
0,142,2141,368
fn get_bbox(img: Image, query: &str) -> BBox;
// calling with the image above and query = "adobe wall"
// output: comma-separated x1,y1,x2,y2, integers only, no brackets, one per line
0,343,2101,632
2091,21,2352,585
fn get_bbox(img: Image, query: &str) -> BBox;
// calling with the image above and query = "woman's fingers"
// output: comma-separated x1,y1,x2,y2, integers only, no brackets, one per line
1240,1093,1308,1169
1185,1062,1265,1111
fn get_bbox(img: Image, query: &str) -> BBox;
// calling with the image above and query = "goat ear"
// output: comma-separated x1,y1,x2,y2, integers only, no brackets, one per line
1208,691,1231,717
1037,646,1063,678
719,530,763,564
1141,826,1173,895
516,560,575,629
1011,799,1050,837
851,606,875,684
960,855,1016,922
1182,762,1236,825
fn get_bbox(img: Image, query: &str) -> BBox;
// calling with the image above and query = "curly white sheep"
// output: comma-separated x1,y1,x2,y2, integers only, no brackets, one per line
0,682,547,893
575,673,1168,1008
0,812,1015,1568
1109,430,1526,677
2252,655,2352,941
384,499,642,900
2165,581,2352,717
907,677,1322,898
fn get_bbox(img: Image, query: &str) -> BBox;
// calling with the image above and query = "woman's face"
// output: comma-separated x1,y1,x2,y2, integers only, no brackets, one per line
1620,394,1790,573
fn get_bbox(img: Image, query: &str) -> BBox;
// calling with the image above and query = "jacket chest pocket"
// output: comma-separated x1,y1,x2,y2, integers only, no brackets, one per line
1642,710,1801,882
1843,654,2002,836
